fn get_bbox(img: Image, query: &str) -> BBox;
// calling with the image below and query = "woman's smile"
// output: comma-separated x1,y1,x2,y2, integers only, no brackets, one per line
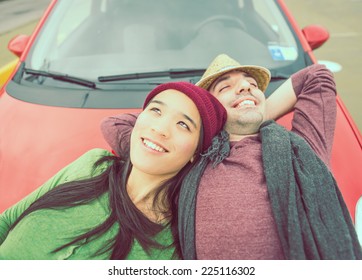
141,137,168,153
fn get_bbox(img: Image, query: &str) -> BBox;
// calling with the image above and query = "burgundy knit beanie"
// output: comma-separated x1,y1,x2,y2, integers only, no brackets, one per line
143,81,226,152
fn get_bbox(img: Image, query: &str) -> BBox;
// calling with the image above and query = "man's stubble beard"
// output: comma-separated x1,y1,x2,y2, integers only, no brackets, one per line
225,110,264,136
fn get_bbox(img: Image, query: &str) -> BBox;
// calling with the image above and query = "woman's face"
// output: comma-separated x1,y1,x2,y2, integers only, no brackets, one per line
130,89,201,179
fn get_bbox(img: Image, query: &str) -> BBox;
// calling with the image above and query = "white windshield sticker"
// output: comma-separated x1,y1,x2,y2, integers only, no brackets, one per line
268,45,298,61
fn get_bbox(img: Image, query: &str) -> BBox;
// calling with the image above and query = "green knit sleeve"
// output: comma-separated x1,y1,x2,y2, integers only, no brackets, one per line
0,148,112,244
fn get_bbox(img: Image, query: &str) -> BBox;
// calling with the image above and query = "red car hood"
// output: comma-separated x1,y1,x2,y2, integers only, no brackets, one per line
0,91,138,212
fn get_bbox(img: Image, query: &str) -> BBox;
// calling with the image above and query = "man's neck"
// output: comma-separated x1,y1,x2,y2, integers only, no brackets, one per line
229,132,259,142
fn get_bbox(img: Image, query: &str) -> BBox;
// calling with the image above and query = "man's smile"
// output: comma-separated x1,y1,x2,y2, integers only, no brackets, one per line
232,97,258,109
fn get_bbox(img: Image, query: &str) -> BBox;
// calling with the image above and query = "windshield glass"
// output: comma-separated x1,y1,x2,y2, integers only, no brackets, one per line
27,0,300,81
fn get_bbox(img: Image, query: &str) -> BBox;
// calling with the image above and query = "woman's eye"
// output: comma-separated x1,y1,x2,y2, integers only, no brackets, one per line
150,107,161,114
178,121,190,131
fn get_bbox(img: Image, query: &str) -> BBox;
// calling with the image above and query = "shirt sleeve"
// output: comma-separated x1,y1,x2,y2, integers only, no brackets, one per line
0,148,111,244
100,113,138,156
290,64,337,166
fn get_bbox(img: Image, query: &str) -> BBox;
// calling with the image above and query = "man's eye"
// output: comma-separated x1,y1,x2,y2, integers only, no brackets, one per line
247,79,258,88
219,85,229,92
178,121,190,131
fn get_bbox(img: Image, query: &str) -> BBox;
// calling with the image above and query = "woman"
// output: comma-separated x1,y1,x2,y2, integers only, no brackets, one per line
0,81,227,260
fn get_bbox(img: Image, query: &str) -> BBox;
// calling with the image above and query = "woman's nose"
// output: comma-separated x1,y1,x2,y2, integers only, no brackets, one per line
151,119,170,138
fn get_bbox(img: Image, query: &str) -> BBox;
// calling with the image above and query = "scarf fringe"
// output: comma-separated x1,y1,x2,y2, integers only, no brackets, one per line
201,130,230,167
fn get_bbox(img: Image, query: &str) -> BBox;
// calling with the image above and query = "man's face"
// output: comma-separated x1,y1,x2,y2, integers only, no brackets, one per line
209,70,266,139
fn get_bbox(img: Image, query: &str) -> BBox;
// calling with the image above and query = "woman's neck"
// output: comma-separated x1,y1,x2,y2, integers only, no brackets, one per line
126,168,172,223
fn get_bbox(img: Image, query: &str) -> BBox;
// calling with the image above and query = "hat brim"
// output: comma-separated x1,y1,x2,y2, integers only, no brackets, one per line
196,65,271,93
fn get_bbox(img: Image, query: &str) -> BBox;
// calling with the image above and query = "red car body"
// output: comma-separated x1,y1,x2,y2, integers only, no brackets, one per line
0,0,361,227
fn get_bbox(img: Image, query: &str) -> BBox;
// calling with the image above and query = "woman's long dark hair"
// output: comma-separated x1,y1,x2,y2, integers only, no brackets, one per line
10,129,203,259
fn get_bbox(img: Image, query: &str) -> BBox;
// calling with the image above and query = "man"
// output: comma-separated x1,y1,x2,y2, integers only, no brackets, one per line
101,54,361,259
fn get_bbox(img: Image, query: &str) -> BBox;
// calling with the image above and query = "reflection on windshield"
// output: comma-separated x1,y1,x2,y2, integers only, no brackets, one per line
28,0,299,81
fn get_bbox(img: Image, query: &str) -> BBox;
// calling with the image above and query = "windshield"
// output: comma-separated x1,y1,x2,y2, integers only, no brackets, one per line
27,0,301,81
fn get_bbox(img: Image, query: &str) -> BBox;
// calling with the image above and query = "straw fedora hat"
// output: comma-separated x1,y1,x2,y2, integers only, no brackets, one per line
196,54,271,92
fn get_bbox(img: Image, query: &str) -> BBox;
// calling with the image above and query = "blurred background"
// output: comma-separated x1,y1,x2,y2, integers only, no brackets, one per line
285,0,362,132
0,0,361,130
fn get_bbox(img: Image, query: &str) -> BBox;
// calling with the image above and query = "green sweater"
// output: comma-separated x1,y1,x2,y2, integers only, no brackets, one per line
0,149,177,260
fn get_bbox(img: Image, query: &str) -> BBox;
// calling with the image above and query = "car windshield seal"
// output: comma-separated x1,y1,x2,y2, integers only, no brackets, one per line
24,68,97,89
98,69,206,82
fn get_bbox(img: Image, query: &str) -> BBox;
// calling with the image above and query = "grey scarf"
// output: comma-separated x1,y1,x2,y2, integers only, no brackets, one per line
178,129,229,259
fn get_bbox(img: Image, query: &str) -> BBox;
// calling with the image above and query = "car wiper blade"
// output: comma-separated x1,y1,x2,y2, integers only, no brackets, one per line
98,69,206,82
270,70,290,80
24,68,97,89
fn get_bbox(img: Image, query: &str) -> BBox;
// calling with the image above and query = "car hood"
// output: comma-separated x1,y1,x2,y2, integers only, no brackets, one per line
0,91,138,212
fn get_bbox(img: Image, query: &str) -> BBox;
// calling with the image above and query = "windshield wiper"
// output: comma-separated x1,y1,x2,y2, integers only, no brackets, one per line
270,70,290,80
99,69,289,83
98,69,205,82
24,68,97,89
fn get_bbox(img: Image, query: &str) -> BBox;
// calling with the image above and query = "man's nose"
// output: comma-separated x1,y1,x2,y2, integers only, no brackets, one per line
235,80,252,95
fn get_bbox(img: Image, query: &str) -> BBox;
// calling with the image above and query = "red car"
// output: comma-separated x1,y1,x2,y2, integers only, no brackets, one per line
1,0,361,233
